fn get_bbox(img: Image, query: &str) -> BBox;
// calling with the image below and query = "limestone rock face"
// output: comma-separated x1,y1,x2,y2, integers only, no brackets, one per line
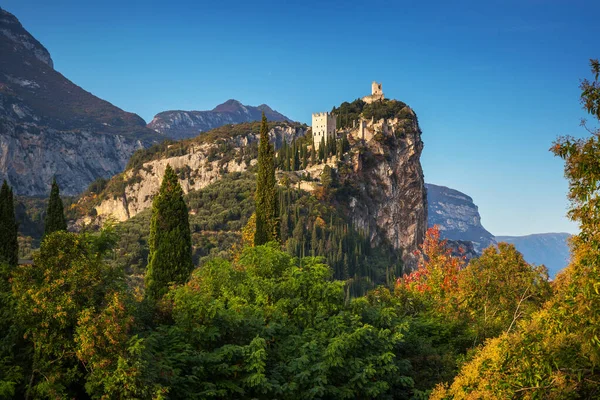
343,110,427,268
148,100,293,140
426,183,496,253
0,7,160,196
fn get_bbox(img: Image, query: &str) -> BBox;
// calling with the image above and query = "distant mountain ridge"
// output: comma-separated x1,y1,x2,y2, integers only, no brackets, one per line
0,7,161,196
496,233,571,277
426,183,572,276
147,99,293,140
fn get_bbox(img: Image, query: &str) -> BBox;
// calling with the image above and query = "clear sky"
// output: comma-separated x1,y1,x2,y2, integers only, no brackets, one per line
3,0,599,236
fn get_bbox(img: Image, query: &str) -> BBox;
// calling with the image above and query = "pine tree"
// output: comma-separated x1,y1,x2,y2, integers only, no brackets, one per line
145,165,193,300
0,180,18,267
44,177,67,238
254,113,278,245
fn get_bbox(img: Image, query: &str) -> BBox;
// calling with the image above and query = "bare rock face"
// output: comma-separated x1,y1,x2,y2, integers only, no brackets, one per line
341,109,427,269
0,7,161,196
148,100,293,140
426,183,496,253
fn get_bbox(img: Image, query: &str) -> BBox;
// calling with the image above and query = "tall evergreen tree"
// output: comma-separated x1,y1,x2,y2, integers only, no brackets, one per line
44,178,67,238
0,181,18,267
145,165,193,300
254,113,278,245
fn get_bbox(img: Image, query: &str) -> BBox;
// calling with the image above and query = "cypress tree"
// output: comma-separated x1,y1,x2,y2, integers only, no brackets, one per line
0,181,18,267
254,113,278,246
145,165,193,300
318,138,326,161
44,177,67,238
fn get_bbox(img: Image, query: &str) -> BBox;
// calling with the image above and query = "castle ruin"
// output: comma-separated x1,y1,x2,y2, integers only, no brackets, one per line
311,112,336,151
362,81,384,104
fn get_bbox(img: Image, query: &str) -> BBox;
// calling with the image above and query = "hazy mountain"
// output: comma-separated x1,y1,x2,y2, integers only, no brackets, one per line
426,183,496,253
0,7,161,196
496,233,571,277
427,182,572,276
147,99,293,140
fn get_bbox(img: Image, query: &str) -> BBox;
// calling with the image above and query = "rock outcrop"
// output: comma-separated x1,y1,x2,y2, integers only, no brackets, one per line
339,108,427,268
0,7,161,196
148,100,293,140
426,183,496,253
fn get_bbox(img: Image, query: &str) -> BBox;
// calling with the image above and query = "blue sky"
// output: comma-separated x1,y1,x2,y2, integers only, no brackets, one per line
3,0,599,236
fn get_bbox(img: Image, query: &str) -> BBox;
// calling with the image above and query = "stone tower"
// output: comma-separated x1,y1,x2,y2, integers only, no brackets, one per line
372,81,383,96
312,112,336,151
363,81,385,104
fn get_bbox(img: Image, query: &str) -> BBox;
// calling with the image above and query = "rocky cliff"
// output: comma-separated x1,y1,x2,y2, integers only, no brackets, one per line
426,183,496,253
339,108,427,268
0,7,161,196
148,100,292,140
496,233,571,278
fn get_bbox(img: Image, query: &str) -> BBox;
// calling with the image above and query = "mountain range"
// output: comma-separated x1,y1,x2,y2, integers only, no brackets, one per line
0,7,163,196
3,5,571,277
147,99,293,140
0,8,291,196
496,233,571,278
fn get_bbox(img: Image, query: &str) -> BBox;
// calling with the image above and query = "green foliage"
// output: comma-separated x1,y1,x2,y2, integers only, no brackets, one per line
144,245,414,398
279,185,401,296
254,113,278,245
0,181,18,267
43,177,67,238
332,98,411,129
12,229,123,398
145,165,194,300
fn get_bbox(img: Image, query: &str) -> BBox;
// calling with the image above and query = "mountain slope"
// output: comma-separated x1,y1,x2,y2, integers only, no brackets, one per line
0,7,161,196
148,99,293,140
426,183,496,253
496,233,571,277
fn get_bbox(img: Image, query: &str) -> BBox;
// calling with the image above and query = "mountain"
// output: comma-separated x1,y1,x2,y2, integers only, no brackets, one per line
0,7,161,196
495,233,571,277
147,99,293,140
426,183,496,253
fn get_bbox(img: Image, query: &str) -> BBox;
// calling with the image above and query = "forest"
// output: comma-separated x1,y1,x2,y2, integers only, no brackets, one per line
0,60,598,399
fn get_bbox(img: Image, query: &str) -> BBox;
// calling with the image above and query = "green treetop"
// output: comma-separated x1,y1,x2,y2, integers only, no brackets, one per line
145,164,194,300
44,177,67,238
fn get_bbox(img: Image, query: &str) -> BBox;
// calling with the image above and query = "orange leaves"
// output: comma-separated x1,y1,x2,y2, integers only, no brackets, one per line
397,226,464,302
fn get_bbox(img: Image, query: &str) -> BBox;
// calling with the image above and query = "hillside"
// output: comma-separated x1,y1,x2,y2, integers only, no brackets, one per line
72,96,426,271
0,7,162,195
148,99,293,139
